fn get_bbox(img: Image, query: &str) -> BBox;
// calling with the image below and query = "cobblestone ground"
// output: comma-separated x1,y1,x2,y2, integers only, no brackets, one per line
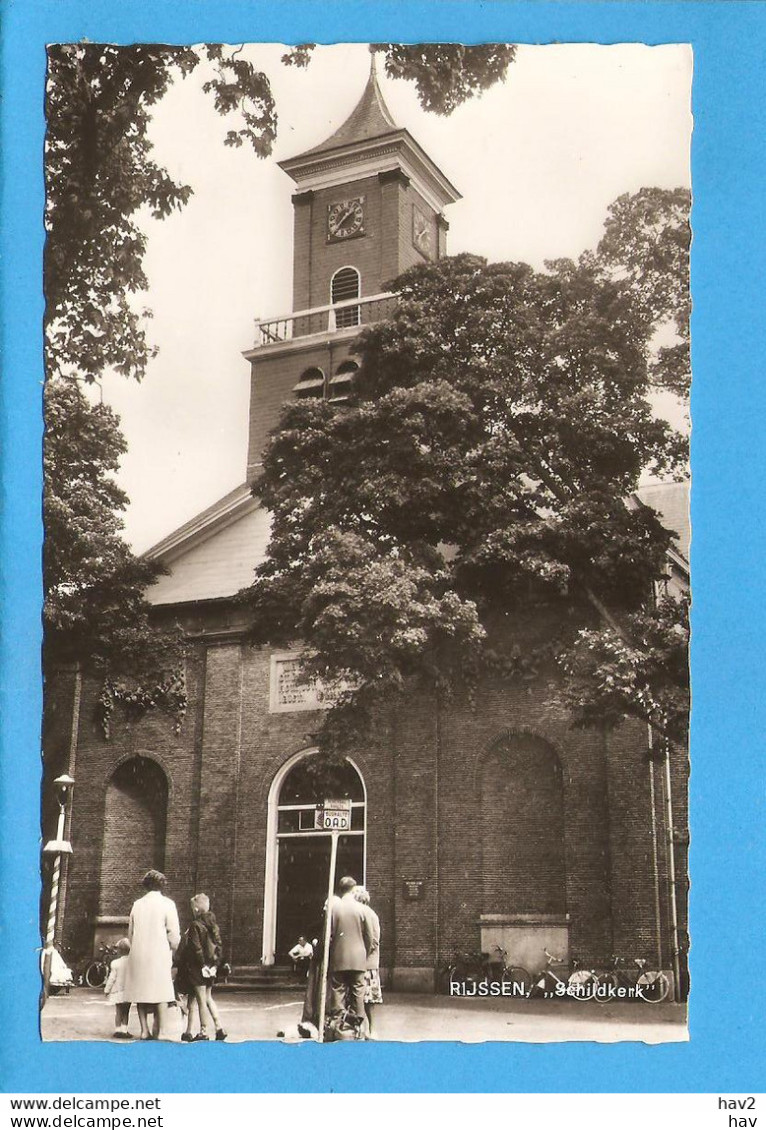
41,989,687,1044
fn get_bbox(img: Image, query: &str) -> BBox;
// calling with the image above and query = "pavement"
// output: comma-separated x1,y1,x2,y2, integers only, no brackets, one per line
42,988,688,1044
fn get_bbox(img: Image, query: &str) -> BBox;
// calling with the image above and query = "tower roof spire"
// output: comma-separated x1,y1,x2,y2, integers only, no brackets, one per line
288,54,398,162
278,54,461,208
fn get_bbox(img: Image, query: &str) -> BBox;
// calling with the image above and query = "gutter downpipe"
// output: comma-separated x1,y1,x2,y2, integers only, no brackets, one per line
647,723,663,971
662,732,682,1002
649,580,682,1001
434,683,441,986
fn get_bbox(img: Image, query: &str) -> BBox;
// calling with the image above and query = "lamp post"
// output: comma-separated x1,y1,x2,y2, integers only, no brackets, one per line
42,774,74,1000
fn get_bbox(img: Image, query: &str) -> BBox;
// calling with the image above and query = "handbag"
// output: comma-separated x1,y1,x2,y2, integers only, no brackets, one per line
324,1009,365,1042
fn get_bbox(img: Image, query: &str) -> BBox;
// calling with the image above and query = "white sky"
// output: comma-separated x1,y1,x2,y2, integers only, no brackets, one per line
99,42,693,552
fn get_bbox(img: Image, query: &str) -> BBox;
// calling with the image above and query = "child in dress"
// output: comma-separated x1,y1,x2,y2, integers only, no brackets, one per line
104,938,132,1039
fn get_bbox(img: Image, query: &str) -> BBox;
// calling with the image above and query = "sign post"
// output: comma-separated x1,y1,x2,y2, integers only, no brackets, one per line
315,798,351,1042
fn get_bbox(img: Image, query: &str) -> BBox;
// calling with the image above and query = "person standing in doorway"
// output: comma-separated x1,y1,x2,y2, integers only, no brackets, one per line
123,870,180,1040
352,886,382,1038
328,876,373,1027
288,935,313,977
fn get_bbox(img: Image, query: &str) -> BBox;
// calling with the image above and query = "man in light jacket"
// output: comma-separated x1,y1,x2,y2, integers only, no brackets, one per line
328,875,373,1021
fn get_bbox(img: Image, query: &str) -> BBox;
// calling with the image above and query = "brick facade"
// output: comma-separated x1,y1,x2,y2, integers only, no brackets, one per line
46,67,688,995
51,595,686,990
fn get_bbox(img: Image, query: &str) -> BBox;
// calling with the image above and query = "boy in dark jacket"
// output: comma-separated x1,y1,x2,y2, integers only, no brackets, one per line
179,894,227,1042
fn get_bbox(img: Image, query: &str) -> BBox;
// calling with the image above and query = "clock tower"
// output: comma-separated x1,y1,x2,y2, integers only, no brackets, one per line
244,59,461,477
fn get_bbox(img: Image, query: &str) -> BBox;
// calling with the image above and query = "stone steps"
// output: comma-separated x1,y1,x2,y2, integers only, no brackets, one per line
216,965,305,993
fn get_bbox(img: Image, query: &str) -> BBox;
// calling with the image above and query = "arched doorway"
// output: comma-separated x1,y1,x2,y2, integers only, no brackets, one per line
262,750,366,964
99,756,168,916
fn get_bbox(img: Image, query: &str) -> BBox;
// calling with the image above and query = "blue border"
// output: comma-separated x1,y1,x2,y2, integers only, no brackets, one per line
2,0,764,1094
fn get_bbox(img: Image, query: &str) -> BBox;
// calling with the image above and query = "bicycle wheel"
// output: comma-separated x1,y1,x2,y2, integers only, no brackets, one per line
636,969,670,1003
449,959,481,991
504,966,533,998
84,961,107,988
599,971,621,995
463,966,484,989
600,971,633,1001
567,969,600,1002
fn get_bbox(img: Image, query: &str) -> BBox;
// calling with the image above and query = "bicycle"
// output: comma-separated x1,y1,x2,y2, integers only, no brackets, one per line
446,950,490,989
83,943,121,989
443,948,532,996
566,957,601,1002
529,949,600,1002
600,955,671,1003
486,945,534,998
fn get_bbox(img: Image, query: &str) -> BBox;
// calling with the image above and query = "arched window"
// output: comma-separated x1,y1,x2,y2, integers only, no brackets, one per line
479,733,566,916
293,366,325,399
99,757,168,916
328,359,359,403
331,267,360,328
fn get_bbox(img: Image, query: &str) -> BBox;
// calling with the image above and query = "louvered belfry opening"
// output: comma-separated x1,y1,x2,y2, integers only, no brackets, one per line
331,267,361,327
294,366,325,399
328,360,359,403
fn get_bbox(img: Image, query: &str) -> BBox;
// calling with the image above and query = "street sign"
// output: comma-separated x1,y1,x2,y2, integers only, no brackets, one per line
316,798,351,1041
315,797,352,831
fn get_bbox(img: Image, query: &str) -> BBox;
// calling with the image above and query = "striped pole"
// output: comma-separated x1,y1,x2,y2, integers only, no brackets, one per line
45,851,62,949
41,782,73,1001
42,804,66,999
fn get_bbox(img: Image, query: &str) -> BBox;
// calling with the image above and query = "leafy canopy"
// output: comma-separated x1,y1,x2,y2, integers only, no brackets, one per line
244,195,689,753
596,187,691,399
44,43,516,699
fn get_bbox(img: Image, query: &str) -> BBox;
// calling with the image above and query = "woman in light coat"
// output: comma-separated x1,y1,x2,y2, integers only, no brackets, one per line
124,870,180,1040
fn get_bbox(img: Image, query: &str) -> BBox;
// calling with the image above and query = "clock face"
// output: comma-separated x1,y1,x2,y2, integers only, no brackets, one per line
327,197,365,240
413,205,431,256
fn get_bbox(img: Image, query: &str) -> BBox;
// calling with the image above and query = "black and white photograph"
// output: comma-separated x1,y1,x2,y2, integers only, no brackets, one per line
41,40,692,1044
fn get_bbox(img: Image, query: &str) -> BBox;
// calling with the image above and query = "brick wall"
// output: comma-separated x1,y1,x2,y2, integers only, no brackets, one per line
480,734,566,916
57,644,208,958
395,180,441,273
247,169,447,479
406,675,614,972
292,176,386,313
246,338,359,476
50,598,685,982
99,757,168,915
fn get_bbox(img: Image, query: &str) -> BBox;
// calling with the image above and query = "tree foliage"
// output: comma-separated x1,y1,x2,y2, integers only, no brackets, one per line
281,43,517,115
244,194,690,755
596,187,691,399
43,379,182,686
44,43,281,385
558,595,690,747
375,44,516,114
43,42,517,723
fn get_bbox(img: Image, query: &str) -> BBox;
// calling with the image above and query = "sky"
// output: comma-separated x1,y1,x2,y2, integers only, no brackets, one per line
97,42,693,552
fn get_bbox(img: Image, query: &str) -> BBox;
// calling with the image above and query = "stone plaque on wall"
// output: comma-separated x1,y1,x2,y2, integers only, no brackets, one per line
403,879,425,901
269,654,339,713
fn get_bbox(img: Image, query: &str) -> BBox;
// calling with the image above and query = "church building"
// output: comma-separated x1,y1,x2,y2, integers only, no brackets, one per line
49,65,689,994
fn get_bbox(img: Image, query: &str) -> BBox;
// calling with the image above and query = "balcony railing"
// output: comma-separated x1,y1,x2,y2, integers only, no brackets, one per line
253,291,398,347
